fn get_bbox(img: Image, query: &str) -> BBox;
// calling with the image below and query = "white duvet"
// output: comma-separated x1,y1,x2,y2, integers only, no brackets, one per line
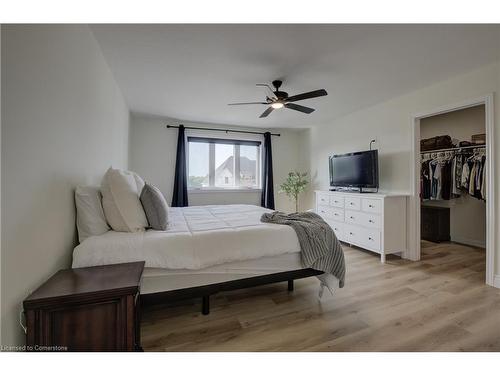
72,205,301,270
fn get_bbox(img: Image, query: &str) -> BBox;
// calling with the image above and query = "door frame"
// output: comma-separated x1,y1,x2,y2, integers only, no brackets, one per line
408,94,495,286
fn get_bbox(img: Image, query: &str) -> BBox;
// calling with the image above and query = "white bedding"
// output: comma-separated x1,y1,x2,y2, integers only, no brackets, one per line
72,204,301,270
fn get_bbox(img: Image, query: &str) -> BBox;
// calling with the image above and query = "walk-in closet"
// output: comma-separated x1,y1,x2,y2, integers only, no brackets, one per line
419,105,486,267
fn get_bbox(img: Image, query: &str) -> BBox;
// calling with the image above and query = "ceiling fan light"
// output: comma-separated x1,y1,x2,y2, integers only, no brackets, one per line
271,102,284,109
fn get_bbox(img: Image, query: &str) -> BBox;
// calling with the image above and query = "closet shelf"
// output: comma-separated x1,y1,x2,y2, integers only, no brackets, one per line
420,144,485,154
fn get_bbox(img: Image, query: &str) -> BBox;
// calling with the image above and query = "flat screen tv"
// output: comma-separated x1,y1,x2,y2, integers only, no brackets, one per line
329,150,379,191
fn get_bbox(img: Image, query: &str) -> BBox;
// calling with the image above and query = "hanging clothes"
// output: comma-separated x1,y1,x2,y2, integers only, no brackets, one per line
461,161,470,191
421,160,431,200
468,160,476,196
452,154,463,196
421,146,485,202
430,161,440,200
441,160,452,200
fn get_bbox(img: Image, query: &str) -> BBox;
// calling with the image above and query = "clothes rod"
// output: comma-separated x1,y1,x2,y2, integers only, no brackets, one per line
166,124,280,137
420,144,485,154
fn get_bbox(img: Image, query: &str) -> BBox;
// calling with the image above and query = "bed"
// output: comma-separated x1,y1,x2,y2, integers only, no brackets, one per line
72,204,338,314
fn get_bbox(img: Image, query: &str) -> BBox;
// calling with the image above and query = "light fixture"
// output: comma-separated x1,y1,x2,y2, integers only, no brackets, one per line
271,102,284,109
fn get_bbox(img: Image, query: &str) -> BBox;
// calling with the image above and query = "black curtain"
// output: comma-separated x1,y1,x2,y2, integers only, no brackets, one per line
171,125,189,207
261,132,275,210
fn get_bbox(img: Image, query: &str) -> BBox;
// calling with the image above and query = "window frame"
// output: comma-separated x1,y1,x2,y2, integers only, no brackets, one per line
186,130,263,193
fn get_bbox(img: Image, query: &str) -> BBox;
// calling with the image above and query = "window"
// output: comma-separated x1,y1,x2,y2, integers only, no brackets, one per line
187,136,261,190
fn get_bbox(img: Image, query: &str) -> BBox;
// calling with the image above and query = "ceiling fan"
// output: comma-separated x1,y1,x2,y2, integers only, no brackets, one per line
228,80,328,118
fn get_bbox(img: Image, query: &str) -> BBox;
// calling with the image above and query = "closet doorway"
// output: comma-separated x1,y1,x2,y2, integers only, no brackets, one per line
410,95,495,286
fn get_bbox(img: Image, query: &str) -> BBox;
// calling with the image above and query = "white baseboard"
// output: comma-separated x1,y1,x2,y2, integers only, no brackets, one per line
493,275,500,289
451,236,486,249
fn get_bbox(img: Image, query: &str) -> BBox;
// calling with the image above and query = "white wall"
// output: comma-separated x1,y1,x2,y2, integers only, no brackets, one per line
0,25,3,347
421,105,486,247
1,25,130,347
129,113,307,213
304,62,500,274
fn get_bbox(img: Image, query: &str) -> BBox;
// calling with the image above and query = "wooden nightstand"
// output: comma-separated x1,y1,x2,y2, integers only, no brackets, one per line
23,261,145,352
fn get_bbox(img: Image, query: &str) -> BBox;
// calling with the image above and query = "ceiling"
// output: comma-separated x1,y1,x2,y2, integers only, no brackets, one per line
91,24,500,128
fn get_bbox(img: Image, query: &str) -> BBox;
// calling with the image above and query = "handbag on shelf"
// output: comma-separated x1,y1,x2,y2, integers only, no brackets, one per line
420,135,453,151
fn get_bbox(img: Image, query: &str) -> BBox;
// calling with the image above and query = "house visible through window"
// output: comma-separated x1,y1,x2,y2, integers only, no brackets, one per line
187,136,261,190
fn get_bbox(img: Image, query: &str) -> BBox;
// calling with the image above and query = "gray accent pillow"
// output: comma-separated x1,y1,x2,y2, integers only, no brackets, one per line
140,184,169,230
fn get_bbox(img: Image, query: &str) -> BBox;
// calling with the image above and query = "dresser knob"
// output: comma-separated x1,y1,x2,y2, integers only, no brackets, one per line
369,219,374,223
350,216,354,219
369,237,373,240
369,204,373,208
350,232,353,235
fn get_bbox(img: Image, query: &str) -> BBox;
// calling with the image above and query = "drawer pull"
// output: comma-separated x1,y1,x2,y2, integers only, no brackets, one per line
350,202,354,205
334,228,338,231
368,237,373,241
350,216,354,219
369,204,374,208
334,213,339,216
349,232,353,235
321,210,325,213
368,219,374,223
334,200,339,203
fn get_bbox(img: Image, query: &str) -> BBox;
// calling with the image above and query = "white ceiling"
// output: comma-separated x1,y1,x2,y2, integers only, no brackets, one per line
91,24,500,128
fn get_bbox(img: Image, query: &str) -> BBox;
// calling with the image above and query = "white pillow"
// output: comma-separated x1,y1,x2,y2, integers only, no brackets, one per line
75,186,110,243
101,167,148,232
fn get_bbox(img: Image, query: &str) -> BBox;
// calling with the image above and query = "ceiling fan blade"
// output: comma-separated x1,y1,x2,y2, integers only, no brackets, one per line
256,83,277,99
259,107,274,118
285,89,328,103
228,102,268,106
285,103,315,114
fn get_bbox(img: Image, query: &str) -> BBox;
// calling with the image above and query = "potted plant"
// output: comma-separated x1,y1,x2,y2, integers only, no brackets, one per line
279,171,309,213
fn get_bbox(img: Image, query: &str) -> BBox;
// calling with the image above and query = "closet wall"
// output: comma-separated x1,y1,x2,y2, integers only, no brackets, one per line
420,105,486,247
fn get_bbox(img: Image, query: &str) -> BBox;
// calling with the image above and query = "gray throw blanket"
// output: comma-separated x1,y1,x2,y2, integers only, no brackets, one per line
261,211,345,288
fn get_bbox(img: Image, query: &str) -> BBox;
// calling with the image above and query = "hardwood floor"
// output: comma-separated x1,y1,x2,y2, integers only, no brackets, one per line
141,241,500,351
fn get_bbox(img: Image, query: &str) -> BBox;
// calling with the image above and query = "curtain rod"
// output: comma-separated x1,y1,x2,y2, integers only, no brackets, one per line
166,124,280,137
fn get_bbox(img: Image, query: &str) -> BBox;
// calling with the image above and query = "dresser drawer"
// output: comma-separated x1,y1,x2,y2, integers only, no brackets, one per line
318,206,344,222
326,220,344,240
362,198,382,214
317,193,330,206
359,227,381,252
329,195,344,208
317,205,333,218
345,210,381,229
344,224,381,252
330,207,344,222
344,224,362,244
345,197,361,210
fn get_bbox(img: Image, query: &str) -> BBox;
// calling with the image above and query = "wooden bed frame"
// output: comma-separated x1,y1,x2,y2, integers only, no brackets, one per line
140,268,324,315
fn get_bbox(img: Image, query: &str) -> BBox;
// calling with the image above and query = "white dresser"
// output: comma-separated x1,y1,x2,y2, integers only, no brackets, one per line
315,190,408,263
